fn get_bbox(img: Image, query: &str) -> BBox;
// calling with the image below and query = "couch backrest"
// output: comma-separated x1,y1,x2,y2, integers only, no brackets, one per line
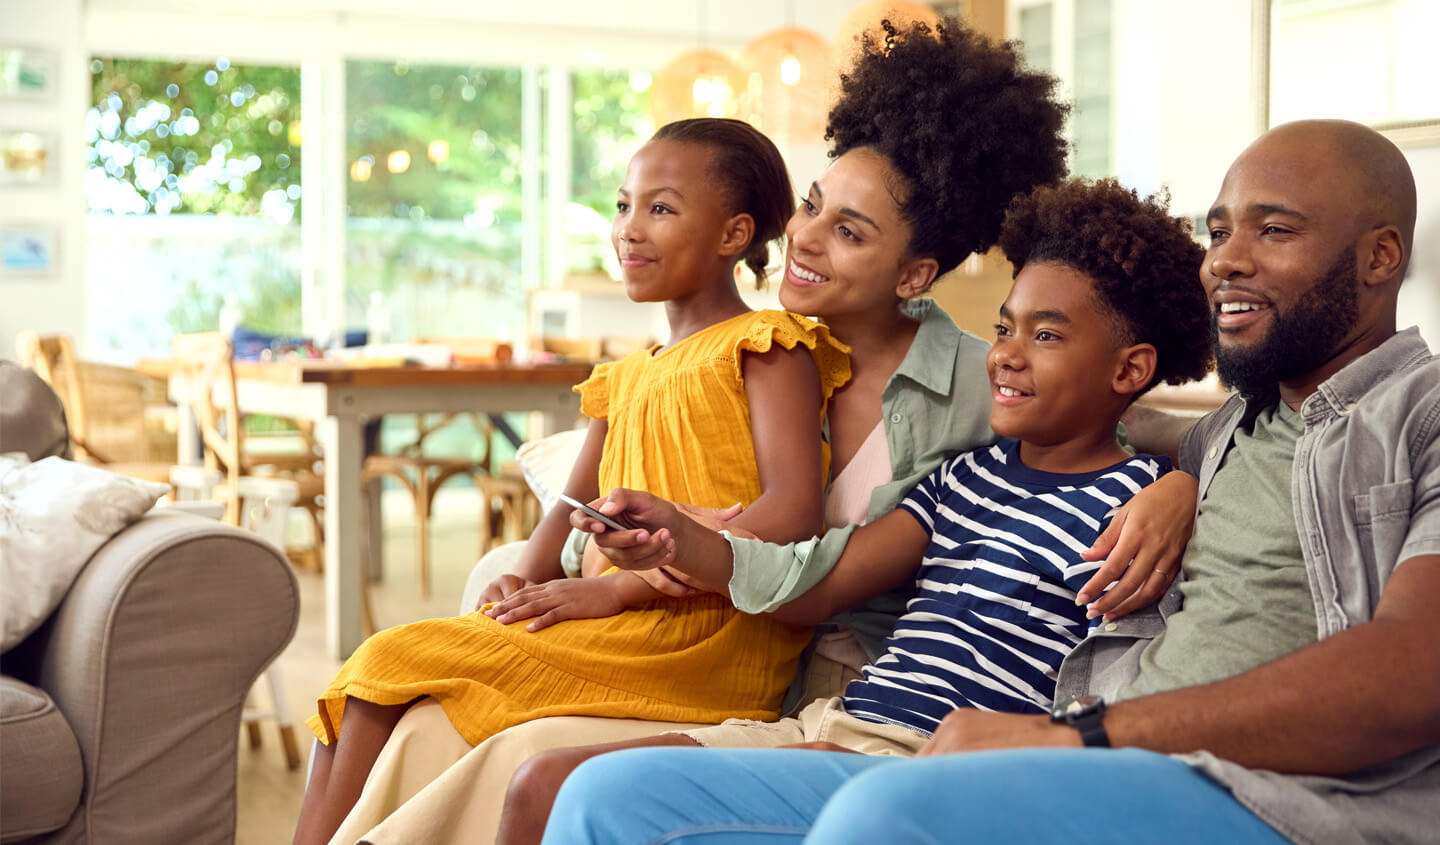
0,360,71,461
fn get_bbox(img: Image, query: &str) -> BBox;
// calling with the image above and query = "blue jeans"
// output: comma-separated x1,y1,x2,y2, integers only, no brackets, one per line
541,747,1291,844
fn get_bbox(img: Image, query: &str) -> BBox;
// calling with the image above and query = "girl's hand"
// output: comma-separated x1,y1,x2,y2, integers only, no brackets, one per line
568,490,685,570
1077,470,1198,621
476,573,537,609
483,577,627,632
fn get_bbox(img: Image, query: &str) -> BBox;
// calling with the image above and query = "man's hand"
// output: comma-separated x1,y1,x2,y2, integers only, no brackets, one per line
1078,470,1196,621
482,576,628,632
917,710,1080,757
476,573,536,609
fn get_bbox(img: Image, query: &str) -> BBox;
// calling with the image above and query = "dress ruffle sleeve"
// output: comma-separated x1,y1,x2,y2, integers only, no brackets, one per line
573,359,618,420
732,311,852,405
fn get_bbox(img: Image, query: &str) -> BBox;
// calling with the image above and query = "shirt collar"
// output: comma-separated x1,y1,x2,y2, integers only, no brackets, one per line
892,298,964,396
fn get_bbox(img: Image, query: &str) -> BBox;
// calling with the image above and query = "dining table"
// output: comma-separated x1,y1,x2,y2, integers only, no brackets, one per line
168,358,592,659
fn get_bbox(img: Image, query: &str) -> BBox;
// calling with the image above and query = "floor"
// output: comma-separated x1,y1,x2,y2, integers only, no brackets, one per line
235,488,491,844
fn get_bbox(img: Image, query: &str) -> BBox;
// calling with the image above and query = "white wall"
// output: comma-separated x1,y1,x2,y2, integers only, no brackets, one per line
1,0,87,362
1110,0,1257,222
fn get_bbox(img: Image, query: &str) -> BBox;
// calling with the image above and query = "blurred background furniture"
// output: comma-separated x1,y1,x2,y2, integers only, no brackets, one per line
168,355,591,658
170,332,326,566
364,413,519,598
0,373,300,844
14,331,177,486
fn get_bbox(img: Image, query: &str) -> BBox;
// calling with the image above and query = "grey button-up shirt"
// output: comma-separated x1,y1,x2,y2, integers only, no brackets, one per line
1056,327,1440,845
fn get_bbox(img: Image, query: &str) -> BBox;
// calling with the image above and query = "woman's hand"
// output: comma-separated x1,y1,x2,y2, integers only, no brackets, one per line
1077,470,1198,621
476,573,537,609
483,576,628,632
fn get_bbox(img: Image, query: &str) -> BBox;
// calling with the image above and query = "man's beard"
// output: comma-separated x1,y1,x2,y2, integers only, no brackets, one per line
1212,247,1360,396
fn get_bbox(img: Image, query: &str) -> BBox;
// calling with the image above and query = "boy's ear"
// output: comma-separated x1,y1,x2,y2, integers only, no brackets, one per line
718,213,756,258
895,256,940,300
1113,342,1158,398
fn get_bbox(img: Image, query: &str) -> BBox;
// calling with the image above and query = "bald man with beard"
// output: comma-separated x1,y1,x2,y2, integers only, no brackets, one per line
541,119,1440,844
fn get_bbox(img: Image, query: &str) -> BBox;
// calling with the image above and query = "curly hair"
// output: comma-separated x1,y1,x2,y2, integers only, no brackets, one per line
998,178,1213,393
652,118,793,286
826,18,1068,276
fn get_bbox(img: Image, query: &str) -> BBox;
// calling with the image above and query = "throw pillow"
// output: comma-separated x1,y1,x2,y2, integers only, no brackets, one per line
514,428,586,513
0,454,169,652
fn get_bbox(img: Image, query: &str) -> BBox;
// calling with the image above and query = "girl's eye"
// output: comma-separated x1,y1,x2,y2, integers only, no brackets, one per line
616,201,629,213
652,203,671,215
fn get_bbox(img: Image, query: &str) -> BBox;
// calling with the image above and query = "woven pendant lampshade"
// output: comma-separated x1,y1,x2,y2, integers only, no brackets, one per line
737,26,833,144
834,1,943,61
650,48,746,125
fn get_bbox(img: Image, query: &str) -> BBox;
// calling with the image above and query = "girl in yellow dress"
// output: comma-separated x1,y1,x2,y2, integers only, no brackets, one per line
293,118,851,845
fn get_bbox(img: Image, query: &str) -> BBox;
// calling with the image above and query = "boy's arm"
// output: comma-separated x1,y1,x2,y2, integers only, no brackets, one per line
764,509,931,626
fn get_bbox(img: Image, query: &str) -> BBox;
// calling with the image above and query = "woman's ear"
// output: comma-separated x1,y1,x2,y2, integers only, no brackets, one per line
895,256,940,299
1113,343,1158,398
718,213,756,258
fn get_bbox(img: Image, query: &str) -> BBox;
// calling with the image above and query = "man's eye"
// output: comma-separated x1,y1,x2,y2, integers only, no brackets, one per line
1261,225,1289,236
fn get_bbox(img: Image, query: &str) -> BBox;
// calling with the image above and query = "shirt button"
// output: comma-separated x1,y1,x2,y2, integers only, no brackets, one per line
890,413,902,424
1104,622,1118,633
1207,447,1218,459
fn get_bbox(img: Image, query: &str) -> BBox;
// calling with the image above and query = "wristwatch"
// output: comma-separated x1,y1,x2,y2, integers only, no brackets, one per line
1051,695,1110,748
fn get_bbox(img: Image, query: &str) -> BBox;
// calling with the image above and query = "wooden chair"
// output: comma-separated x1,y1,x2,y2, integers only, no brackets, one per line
363,412,534,598
14,331,176,485
170,332,326,559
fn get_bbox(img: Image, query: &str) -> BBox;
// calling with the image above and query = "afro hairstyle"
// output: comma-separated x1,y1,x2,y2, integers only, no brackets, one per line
825,18,1069,277
998,178,1213,395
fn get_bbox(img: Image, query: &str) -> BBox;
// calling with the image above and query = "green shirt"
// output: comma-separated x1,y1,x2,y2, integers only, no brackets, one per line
1120,400,1317,699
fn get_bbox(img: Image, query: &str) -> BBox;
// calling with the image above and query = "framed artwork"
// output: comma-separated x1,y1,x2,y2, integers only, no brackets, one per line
1,225,59,279
0,46,56,101
0,129,57,186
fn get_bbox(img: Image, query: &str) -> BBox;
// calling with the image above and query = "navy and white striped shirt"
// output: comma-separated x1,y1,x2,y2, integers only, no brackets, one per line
842,440,1170,735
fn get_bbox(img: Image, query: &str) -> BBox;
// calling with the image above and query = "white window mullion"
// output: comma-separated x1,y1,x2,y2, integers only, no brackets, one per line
544,64,572,290
300,43,345,342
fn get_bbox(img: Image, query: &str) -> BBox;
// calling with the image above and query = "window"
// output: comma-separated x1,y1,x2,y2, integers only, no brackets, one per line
567,68,653,282
344,61,525,342
1011,0,1114,178
86,58,302,360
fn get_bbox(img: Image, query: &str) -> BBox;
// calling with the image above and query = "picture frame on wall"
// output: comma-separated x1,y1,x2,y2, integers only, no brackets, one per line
1,224,59,279
0,46,56,101
0,129,58,186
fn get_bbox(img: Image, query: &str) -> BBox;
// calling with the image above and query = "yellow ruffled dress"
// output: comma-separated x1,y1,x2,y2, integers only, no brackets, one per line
308,310,851,746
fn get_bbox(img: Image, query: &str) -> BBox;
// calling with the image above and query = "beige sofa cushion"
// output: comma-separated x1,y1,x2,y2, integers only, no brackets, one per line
0,676,83,843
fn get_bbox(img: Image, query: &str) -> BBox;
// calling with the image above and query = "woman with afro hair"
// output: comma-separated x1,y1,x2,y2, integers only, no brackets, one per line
322,18,1200,845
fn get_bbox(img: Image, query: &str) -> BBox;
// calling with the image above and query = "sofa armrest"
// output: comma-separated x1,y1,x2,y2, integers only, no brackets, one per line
7,510,298,844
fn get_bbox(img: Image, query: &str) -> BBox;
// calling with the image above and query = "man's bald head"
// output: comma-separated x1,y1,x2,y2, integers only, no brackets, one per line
1237,119,1416,279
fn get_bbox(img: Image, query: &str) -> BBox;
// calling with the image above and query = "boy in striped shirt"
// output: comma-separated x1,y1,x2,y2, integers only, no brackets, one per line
513,178,1213,817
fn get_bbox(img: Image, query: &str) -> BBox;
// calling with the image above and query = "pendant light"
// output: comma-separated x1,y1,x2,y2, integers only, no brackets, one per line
651,1,745,125
737,0,833,144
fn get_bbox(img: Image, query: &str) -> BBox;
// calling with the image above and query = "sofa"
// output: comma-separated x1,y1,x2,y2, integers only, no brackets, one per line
0,362,301,844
